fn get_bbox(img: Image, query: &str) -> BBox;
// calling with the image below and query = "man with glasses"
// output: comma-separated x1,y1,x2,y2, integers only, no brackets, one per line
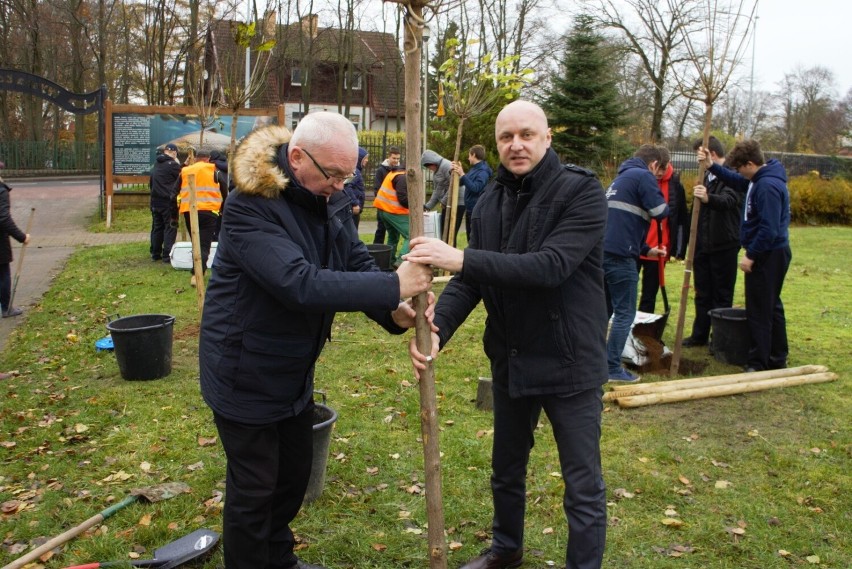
199,112,434,569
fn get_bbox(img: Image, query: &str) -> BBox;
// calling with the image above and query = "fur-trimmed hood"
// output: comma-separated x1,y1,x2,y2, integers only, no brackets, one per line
231,125,292,199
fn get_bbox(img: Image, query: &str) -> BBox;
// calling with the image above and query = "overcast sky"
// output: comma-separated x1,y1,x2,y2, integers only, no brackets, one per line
750,0,851,97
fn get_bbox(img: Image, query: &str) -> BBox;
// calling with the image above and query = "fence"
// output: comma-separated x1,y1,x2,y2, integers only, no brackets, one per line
0,140,101,176
669,147,852,179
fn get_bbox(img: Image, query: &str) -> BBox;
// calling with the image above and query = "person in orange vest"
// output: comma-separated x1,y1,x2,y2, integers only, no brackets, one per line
179,148,223,286
373,169,409,266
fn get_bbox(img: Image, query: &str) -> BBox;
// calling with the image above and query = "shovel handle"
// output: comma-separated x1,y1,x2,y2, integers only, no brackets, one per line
8,207,35,310
1,495,138,569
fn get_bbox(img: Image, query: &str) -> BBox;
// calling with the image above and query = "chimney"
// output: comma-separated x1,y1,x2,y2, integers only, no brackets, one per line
300,14,318,39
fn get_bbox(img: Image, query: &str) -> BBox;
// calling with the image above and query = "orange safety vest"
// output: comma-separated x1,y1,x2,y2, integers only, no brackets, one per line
373,170,408,215
179,161,222,214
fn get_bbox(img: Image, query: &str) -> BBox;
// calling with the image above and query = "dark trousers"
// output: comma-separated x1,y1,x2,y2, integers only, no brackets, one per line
491,385,606,569
690,246,739,342
373,216,386,244
745,246,792,370
213,406,314,569
439,203,465,244
0,263,11,312
182,211,218,273
150,206,178,261
636,258,664,314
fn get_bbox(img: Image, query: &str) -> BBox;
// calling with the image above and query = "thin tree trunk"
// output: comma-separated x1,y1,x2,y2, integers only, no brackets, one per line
670,100,712,374
400,3,447,567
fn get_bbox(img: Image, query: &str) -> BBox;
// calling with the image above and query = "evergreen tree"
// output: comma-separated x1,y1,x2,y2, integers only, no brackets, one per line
544,14,626,170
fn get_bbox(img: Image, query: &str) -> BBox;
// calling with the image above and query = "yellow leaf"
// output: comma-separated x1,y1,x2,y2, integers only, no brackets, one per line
74,423,89,433
806,555,820,564
138,513,152,526
661,518,684,527
542,527,554,534
372,543,387,551
638,457,649,463
449,541,464,551
139,462,152,473
678,475,691,485
197,436,217,447
715,480,731,489
778,550,792,557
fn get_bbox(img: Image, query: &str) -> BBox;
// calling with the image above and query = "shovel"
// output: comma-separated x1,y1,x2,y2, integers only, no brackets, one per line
633,219,670,343
60,528,220,569
8,207,35,310
1,482,191,569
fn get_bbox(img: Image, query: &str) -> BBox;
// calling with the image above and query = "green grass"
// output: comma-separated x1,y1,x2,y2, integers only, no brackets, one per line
0,226,849,568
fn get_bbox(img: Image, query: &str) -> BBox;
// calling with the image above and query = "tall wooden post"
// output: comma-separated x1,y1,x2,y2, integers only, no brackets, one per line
187,174,206,311
392,1,448,567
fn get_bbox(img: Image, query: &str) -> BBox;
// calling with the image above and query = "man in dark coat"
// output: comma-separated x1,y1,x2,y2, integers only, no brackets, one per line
683,136,742,347
0,176,29,318
198,112,434,569
148,143,182,262
407,100,608,569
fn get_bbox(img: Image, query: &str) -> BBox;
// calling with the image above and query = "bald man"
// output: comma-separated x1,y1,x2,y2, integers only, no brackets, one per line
199,112,434,569
406,100,608,569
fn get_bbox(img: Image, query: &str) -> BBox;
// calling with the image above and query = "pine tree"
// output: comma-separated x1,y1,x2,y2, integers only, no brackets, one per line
544,14,625,170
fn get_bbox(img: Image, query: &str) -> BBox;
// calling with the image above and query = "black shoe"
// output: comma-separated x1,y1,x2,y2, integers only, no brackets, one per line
682,336,707,347
162,257,171,263
291,561,328,569
459,548,523,569
152,256,162,262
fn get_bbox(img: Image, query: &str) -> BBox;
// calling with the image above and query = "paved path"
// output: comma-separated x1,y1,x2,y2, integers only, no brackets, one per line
0,178,382,357
0,178,148,355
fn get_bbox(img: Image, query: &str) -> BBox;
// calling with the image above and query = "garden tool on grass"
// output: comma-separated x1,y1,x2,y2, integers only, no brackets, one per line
60,528,220,569
1,482,191,569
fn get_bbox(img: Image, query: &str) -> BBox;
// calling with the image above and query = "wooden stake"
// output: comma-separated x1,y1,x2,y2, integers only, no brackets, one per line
604,365,828,401
615,372,837,408
187,174,205,311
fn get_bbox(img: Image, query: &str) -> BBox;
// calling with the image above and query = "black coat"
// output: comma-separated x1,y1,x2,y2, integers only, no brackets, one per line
199,127,406,424
0,182,26,265
434,149,609,397
149,154,182,210
696,167,742,253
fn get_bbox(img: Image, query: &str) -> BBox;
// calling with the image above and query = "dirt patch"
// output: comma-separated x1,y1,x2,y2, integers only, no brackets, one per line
174,323,201,340
633,334,708,377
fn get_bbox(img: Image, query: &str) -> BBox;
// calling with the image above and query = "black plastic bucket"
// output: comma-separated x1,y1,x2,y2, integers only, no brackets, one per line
106,314,175,380
366,243,392,271
709,308,749,366
304,395,338,504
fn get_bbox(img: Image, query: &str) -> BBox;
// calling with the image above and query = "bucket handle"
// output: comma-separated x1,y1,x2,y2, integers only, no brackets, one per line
314,390,327,406
107,313,121,324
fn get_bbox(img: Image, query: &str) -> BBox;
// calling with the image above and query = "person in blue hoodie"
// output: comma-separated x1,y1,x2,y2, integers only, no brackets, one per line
452,144,493,238
604,145,669,382
344,147,368,229
698,139,791,372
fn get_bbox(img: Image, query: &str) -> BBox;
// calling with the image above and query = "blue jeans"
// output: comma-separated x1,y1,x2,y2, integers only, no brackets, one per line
604,254,638,374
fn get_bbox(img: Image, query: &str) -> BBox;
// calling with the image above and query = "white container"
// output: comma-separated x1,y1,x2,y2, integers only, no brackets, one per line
423,211,440,240
169,242,217,270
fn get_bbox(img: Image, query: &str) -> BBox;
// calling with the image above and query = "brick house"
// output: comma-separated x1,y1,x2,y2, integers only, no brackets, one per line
204,13,405,132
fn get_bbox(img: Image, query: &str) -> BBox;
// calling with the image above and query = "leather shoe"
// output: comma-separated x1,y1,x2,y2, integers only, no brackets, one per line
459,548,523,569
681,336,707,347
292,561,328,569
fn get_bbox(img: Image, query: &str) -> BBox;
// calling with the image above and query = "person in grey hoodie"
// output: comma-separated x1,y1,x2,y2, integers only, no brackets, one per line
422,149,464,243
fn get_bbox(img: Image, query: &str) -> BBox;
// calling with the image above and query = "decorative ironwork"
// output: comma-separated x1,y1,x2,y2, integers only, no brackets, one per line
0,69,104,115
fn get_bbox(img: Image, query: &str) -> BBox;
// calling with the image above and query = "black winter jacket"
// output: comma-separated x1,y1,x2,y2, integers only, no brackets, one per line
434,149,609,397
199,126,406,424
149,154,182,209
695,166,742,254
0,182,26,265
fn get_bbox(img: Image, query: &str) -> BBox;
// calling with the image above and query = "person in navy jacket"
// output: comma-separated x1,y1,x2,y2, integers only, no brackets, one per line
603,145,669,382
698,139,791,371
199,112,434,569
343,146,368,229
452,144,493,238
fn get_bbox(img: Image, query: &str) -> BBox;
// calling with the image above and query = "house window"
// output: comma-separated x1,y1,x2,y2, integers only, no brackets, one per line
349,115,360,131
291,68,305,86
345,71,362,90
291,111,305,130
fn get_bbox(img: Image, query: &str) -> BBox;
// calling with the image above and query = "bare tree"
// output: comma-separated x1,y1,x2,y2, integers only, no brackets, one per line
582,0,702,142
774,66,838,153
668,0,757,374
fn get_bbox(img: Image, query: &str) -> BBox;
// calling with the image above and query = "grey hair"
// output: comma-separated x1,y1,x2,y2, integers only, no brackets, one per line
290,111,358,151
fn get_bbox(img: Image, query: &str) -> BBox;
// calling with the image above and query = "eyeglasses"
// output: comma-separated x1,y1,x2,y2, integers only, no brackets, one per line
300,147,356,185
